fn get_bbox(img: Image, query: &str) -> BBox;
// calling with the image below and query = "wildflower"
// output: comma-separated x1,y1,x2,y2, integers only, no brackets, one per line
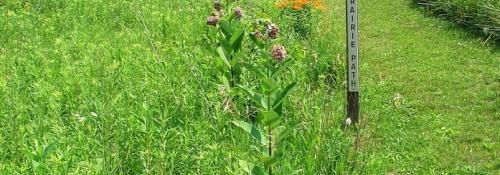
292,0,307,10
275,0,289,9
271,45,287,62
78,116,86,122
252,30,263,39
207,15,219,26
74,114,85,122
345,117,352,125
312,0,326,10
275,0,325,11
234,7,244,19
266,23,279,39
214,0,222,11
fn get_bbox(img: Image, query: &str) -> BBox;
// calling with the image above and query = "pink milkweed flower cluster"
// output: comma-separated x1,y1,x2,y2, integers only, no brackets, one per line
207,16,220,26
252,30,264,39
234,7,244,19
271,45,287,62
207,0,224,26
207,1,245,26
266,24,279,39
251,20,280,41
250,19,287,62
206,3,288,63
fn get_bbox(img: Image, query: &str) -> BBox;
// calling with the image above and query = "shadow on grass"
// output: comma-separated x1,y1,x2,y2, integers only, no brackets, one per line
406,1,500,52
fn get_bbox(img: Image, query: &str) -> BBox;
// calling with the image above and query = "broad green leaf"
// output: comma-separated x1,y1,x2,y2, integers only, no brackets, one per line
229,28,245,53
272,82,297,109
220,75,231,92
257,111,280,127
251,166,266,175
41,142,57,161
230,55,240,67
262,78,276,91
218,36,233,54
229,28,244,45
238,85,267,109
269,87,280,102
218,20,232,38
233,33,245,53
232,121,267,145
261,151,283,168
255,93,268,110
217,46,231,68
273,126,293,144
239,160,266,175
274,102,283,116
238,85,255,98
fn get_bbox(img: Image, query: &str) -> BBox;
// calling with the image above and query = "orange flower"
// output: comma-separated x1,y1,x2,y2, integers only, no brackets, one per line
312,0,326,10
275,0,325,11
292,3,303,10
275,0,291,9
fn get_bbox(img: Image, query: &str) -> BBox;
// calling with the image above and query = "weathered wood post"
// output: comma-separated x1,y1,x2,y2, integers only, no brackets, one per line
346,0,360,124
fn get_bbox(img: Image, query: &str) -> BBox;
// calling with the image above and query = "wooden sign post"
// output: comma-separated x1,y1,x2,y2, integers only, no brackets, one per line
346,0,360,124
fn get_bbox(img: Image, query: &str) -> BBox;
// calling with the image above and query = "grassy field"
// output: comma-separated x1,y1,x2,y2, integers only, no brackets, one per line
1,0,498,174
0,0,352,174
414,0,500,42
353,0,499,174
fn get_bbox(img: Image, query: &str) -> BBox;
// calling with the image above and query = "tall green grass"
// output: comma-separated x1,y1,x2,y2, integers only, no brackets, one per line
0,0,353,174
415,0,500,42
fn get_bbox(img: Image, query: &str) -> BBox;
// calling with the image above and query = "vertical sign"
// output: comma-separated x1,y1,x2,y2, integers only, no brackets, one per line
346,0,360,123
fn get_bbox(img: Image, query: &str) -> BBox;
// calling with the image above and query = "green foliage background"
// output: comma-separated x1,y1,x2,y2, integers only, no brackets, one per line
0,0,350,174
1,0,498,174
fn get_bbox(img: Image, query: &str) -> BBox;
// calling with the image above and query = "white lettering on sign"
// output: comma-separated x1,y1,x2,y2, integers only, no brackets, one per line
347,0,359,92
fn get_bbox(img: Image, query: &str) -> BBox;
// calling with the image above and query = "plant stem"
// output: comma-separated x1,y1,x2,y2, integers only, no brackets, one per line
230,68,235,87
230,55,235,87
268,125,272,175
267,83,273,175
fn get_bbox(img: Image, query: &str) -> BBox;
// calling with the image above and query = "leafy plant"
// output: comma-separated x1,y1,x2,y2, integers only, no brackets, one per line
276,0,325,39
206,1,298,174
207,1,246,90
235,26,297,175
25,141,58,174
235,66,296,174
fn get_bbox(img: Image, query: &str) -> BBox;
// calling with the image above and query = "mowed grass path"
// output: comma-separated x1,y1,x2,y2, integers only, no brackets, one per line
345,0,500,174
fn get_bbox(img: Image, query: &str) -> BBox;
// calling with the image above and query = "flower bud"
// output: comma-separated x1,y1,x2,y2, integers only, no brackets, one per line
234,7,244,19
271,45,287,62
207,16,219,26
252,30,263,39
266,23,279,39
214,0,222,11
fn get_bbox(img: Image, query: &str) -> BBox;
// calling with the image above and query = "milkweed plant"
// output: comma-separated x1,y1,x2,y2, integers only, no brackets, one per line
206,0,246,90
206,1,297,174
